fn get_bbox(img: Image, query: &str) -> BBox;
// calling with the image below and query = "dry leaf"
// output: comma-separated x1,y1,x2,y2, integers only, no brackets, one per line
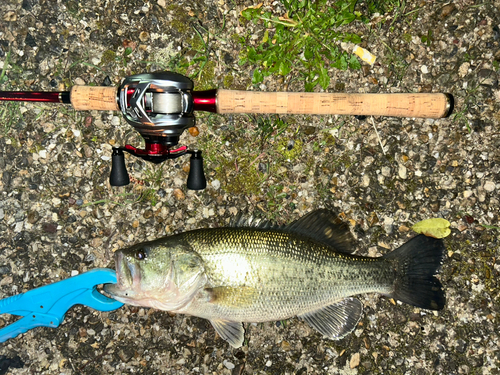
412,218,451,239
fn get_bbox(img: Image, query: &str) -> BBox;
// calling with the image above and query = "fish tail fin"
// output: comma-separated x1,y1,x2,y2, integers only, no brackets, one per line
383,234,445,310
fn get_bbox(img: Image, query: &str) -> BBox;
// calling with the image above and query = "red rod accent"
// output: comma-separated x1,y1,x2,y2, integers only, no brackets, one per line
0,91,69,103
192,89,217,113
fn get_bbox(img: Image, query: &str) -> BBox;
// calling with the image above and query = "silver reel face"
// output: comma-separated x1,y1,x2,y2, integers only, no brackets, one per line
118,72,195,145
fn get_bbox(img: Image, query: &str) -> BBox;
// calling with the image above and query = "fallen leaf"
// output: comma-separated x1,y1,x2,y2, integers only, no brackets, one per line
412,218,451,239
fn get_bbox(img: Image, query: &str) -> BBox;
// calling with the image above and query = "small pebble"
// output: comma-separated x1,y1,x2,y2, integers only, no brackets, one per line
223,360,235,370
398,164,407,179
362,174,370,187
111,116,121,126
483,181,496,192
139,31,149,42
421,65,428,74
188,126,199,137
350,353,361,369
211,179,221,190
74,77,86,85
381,167,391,177
0,264,12,275
281,341,291,351
42,222,58,233
459,62,470,77
173,189,185,200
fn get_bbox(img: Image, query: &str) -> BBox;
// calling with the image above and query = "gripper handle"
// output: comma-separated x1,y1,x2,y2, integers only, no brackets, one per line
216,90,453,118
70,86,119,111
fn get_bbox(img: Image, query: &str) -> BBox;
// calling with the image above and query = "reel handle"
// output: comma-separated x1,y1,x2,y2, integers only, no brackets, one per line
109,148,130,186
187,151,207,190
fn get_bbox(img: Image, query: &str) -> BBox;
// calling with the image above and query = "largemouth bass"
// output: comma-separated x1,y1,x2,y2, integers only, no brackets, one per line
105,210,445,348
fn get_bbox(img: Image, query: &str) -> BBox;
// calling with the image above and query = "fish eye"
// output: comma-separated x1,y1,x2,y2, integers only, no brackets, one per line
135,249,147,261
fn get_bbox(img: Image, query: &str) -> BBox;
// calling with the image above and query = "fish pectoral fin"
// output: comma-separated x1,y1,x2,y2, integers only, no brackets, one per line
210,320,245,348
298,297,363,340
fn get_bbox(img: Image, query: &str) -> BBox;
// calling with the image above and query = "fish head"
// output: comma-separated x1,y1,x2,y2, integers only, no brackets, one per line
105,239,206,311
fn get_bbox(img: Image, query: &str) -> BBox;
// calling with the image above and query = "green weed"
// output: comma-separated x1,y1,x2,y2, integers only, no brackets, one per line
238,0,367,91
0,101,21,136
493,60,499,72
0,50,23,136
256,115,290,144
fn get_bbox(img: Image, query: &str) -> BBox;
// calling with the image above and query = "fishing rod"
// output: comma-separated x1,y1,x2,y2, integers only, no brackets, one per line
0,72,454,190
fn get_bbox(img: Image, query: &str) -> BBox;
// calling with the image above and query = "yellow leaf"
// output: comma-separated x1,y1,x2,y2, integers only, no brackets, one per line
411,218,451,239
262,29,269,44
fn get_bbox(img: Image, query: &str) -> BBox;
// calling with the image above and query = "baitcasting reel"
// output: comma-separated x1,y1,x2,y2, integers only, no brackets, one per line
110,72,213,190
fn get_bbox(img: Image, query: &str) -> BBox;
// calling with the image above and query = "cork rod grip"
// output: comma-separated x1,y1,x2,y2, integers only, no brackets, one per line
216,90,453,118
70,86,119,111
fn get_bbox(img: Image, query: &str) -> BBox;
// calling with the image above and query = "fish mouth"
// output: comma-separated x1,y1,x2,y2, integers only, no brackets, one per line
104,251,140,302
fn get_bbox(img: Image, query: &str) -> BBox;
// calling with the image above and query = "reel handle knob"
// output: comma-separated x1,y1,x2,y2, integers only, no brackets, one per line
110,148,130,186
187,151,206,190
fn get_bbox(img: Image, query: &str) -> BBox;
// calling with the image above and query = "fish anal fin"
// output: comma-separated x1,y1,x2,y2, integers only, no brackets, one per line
204,286,257,308
298,298,363,340
286,209,355,254
210,320,245,348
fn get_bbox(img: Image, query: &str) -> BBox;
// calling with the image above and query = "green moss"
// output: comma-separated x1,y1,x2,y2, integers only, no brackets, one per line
100,50,117,66
194,60,216,90
188,34,205,52
223,74,234,88
276,138,303,161
167,4,190,34
231,33,243,44
215,156,263,195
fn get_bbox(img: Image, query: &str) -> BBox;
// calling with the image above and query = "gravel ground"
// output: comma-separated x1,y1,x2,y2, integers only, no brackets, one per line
1,0,499,374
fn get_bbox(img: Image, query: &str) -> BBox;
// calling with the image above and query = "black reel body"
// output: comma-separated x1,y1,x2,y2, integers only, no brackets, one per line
110,72,206,190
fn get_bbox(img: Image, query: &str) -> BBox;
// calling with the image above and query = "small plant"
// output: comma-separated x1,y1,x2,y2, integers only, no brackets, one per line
493,60,499,72
421,29,434,47
0,50,24,136
256,115,290,144
238,0,367,91
0,101,21,136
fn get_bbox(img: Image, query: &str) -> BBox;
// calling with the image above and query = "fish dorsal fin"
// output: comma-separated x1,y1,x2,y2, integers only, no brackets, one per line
285,209,355,254
230,212,274,229
210,320,245,348
298,298,363,340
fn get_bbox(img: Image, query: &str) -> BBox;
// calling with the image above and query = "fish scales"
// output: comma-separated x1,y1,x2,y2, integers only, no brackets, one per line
105,209,445,348
179,227,395,322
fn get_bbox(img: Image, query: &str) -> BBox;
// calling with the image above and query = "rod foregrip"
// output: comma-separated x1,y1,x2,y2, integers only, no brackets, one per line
216,90,453,118
70,86,119,111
